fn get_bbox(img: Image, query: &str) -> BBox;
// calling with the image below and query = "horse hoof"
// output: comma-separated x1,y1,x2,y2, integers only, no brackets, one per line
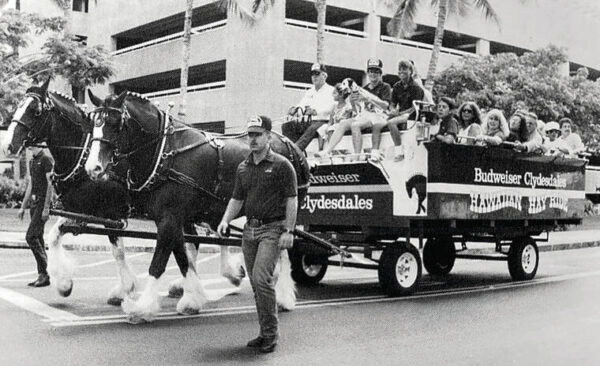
278,304,294,313
58,280,73,297
168,286,184,298
178,307,200,316
107,297,123,306
127,315,147,325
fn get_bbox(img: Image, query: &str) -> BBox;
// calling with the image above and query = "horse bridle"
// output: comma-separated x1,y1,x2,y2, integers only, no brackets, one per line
11,92,54,146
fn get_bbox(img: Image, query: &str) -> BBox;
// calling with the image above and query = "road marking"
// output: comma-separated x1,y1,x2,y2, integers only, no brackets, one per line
0,286,81,321
0,252,149,280
48,269,600,327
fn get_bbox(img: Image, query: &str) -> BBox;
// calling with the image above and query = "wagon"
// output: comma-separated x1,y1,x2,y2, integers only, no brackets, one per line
288,104,587,296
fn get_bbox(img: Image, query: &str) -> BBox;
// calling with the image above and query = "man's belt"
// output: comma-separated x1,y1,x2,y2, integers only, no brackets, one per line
247,216,285,228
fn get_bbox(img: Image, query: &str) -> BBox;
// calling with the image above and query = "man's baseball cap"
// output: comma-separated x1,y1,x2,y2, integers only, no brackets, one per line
247,115,272,132
367,58,383,71
311,63,327,73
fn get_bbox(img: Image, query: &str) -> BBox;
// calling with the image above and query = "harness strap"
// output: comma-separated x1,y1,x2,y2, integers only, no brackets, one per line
53,133,91,183
166,168,226,202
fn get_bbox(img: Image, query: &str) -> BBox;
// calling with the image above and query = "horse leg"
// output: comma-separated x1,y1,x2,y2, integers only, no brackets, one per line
47,218,75,297
220,246,245,287
175,241,209,315
275,250,296,311
122,213,181,323
106,236,137,306
167,224,198,298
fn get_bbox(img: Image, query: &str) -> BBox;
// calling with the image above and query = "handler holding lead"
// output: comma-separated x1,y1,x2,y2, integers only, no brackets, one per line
217,115,298,354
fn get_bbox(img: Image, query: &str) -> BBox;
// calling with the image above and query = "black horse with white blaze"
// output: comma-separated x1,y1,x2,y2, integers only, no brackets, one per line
85,91,310,322
0,80,133,304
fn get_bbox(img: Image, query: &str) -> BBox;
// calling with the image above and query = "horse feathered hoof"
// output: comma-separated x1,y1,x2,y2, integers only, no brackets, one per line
168,286,184,298
167,278,184,298
126,314,147,325
222,262,246,287
107,297,123,306
57,279,73,297
176,293,202,315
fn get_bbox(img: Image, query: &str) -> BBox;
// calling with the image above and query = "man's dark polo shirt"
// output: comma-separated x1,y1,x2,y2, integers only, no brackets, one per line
232,148,297,220
29,152,53,201
363,81,392,112
391,79,425,120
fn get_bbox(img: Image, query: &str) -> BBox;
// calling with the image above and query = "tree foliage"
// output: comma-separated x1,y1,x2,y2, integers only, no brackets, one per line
433,45,600,149
0,9,113,123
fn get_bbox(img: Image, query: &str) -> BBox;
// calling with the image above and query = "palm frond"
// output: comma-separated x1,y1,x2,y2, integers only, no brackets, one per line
471,0,500,25
252,0,276,14
387,0,421,39
218,0,258,25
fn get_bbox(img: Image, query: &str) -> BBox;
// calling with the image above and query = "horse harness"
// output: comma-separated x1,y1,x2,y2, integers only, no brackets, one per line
107,109,228,203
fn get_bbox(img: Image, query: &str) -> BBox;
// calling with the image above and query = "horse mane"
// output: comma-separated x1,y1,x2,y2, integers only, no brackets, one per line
121,91,163,134
48,90,87,126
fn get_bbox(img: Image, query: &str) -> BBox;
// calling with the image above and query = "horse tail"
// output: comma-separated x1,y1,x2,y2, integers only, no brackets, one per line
271,131,310,202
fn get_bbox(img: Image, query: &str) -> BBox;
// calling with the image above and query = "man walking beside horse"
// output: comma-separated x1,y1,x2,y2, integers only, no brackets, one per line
218,115,298,353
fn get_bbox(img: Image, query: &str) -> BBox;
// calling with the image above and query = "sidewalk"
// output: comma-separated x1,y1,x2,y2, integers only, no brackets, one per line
1,228,600,253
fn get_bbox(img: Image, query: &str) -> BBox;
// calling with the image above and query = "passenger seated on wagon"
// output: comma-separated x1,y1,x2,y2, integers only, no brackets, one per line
316,59,392,161
456,102,483,145
513,112,544,153
475,109,509,146
506,111,527,143
282,63,335,151
559,117,586,154
432,97,459,144
542,121,572,157
373,59,424,161
315,83,354,149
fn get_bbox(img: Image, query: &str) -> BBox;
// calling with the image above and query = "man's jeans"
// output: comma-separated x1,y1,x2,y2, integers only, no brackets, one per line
242,221,284,338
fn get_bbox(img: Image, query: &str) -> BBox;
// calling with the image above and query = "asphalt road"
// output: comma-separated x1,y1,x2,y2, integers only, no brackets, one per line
1,246,600,365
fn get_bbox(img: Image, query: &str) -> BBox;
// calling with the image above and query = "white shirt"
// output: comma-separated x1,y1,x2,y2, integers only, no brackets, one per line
297,83,336,122
561,133,585,152
544,138,572,156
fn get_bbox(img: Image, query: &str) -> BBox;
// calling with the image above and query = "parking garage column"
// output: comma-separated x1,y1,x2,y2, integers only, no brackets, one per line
224,1,286,130
365,3,381,58
476,39,490,56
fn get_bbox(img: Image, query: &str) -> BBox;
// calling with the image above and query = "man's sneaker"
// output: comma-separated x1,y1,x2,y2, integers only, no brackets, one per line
369,149,383,162
393,145,405,162
247,336,265,348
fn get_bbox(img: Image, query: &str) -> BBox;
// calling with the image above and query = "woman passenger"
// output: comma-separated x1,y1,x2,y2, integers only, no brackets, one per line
456,101,483,145
476,109,509,146
514,112,544,153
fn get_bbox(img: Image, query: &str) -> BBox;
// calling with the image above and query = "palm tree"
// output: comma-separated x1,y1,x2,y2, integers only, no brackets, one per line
178,0,194,121
386,0,499,91
315,0,326,64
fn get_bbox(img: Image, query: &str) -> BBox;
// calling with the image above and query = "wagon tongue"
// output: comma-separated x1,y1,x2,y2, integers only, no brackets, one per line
294,229,374,266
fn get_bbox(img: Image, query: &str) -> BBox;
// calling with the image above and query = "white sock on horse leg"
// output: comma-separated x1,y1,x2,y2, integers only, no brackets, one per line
108,237,136,304
176,270,208,315
122,275,161,323
221,248,245,286
47,218,75,297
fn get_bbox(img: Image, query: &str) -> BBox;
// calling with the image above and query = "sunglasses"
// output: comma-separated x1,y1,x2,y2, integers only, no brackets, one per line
310,71,321,76
248,131,264,138
367,68,382,74
462,109,473,113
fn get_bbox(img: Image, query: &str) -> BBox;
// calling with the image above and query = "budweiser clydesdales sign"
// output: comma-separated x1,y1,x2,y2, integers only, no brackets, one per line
298,141,586,226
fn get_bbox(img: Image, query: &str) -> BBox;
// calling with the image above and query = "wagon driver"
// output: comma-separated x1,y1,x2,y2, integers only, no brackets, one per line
217,115,298,354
